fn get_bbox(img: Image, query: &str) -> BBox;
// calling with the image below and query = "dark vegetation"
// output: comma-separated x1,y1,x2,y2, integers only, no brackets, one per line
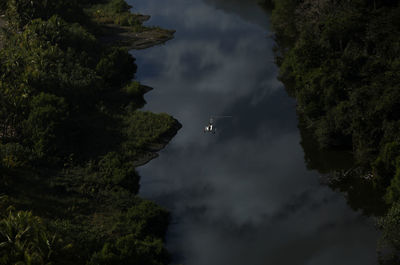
267,0,400,262
0,0,180,264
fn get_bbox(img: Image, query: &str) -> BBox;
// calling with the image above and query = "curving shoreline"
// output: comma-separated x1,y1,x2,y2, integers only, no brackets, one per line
132,83,182,167
95,8,181,165
132,119,182,167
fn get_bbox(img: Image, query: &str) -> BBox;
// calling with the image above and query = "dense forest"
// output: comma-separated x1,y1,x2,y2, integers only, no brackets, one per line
267,0,400,263
0,0,180,264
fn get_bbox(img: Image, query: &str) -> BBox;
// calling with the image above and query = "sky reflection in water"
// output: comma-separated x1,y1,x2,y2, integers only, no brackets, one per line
128,0,378,264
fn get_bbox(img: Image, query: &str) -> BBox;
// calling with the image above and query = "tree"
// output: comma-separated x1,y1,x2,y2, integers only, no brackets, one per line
23,93,68,159
89,235,169,265
96,47,136,87
378,202,400,261
6,0,85,29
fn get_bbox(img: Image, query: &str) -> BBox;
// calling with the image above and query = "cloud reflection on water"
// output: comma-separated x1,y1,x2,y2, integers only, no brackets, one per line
128,0,378,264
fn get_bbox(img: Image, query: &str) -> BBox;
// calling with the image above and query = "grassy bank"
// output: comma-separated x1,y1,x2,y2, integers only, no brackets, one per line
86,0,175,49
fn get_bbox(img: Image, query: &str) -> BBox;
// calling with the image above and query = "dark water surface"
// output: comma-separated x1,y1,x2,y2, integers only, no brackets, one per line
128,0,379,264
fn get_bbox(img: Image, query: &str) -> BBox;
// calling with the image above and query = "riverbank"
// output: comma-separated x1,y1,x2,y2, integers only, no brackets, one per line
88,0,182,168
0,0,180,168
96,9,180,165
132,119,182,167
87,0,175,50
268,0,400,262
98,19,175,50
0,0,180,264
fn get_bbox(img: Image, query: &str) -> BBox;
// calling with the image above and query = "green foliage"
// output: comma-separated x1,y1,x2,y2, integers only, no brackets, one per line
87,0,143,28
270,0,298,45
373,142,400,188
124,111,177,149
114,13,142,27
270,0,400,193
385,163,400,204
378,202,400,251
5,0,85,29
89,235,169,265
0,0,178,264
98,152,140,193
0,2,6,13
0,16,103,160
0,210,70,265
113,199,170,239
96,47,136,86
270,0,400,252
0,143,29,169
0,14,142,162
88,198,171,265
23,93,69,159
21,16,97,53
124,81,142,96
108,0,132,13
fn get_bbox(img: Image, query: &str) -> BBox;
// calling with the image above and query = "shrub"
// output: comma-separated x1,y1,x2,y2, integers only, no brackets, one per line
124,81,141,96
23,93,69,159
98,152,140,193
379,202,400,250
0,210,70,264
0,143,28,168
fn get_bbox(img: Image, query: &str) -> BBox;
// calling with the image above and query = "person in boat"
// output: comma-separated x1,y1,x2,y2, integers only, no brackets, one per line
204,123,214,133
204,118,215,133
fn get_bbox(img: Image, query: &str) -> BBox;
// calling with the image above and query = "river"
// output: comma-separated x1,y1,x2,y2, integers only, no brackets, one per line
128,0,379,264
